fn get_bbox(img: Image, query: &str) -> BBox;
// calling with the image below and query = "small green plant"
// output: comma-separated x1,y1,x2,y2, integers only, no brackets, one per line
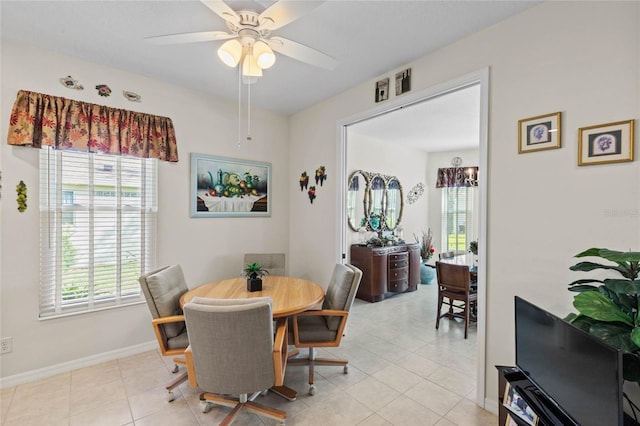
565,248,640,381
469,240,478,255
242,262,269,280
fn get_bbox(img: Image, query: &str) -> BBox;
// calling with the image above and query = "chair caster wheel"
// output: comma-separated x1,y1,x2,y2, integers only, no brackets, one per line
343,365,349,374
167,391,175,402
201,402,213,413
308,385,316,396
171,364,179,373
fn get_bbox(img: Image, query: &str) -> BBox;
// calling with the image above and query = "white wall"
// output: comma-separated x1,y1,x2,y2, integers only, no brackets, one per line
346,132,429,248
0,42,290,380
289,1,639,408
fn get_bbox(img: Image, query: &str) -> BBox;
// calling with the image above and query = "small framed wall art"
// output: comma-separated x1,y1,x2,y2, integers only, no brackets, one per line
395,68,411,95
578,119,634,166
518,112,561,153
375,78,389,102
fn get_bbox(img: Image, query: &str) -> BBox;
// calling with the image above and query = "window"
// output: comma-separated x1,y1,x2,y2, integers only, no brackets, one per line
39,148,157,318
442,187,474,252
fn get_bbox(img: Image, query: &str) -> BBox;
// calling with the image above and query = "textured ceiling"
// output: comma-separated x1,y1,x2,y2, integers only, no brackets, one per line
1,0,539,116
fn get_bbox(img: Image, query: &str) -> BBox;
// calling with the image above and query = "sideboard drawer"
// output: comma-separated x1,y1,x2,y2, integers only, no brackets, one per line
389,267,408,281
389,278,408,292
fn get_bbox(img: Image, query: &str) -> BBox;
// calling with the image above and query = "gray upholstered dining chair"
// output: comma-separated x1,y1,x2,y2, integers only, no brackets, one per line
139,265,190,401
288,263,362,395
183,297,287,425
435,261,477,339
244,253,286,276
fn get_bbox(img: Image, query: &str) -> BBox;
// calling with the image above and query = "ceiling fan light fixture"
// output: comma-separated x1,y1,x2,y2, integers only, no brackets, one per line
217,39,243,67
253,41,275,69
242,53,263,77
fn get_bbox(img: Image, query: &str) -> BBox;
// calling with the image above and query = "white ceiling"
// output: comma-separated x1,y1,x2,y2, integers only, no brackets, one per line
1,0,538,117
349,84,481,152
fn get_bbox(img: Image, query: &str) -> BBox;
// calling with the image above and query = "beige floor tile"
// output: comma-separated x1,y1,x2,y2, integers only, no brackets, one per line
69,397,132,426
356,413,393,426
443,398,498,426
0,386,15,423
372,364,422,394
404,379,463,416
428,367,476,397
376,395,442,426
345,376,400,411
1,280,485,426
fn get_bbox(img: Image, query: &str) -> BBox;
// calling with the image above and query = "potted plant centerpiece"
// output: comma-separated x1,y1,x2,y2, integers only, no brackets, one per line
564,248,640,383
242,262,269,292
415,228,436,284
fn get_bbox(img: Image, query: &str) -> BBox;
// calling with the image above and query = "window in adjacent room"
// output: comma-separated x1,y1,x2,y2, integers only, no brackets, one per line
441,186,474,252
39,147,157,318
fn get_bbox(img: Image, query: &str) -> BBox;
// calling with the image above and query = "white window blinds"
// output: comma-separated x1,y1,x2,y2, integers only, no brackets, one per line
39,147,157,318
441,187,474,252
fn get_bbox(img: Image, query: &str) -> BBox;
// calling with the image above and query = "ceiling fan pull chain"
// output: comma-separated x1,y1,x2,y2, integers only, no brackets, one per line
237,65,242,149
247,80,252,141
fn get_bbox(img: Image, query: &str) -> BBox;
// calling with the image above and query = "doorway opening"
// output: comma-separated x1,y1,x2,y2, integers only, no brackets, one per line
336,68,489,408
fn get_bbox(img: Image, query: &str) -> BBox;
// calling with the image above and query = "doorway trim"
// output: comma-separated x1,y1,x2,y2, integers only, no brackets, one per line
336,67,490,408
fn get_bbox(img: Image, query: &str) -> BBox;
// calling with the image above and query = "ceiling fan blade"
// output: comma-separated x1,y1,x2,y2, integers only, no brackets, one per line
200,0,240,26
145,31,235,45
259,1,325,31
267,36,338,70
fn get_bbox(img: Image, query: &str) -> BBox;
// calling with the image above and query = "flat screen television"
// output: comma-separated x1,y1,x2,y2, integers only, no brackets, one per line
515,296,624,426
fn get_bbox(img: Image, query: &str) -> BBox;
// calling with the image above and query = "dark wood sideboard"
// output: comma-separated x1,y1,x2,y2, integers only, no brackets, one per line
350,243,420,302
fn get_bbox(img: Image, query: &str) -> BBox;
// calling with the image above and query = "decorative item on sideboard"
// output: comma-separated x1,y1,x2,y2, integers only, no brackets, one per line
415,228,436,284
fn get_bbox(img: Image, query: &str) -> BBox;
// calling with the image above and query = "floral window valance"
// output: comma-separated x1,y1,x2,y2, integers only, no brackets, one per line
7,90,178,162
435,167,479,188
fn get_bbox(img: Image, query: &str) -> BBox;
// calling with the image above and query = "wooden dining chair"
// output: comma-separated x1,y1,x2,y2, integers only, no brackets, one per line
139,265,190,401
244,253,286,276
435,261,477,339
288,263,362,395
183,297,287,425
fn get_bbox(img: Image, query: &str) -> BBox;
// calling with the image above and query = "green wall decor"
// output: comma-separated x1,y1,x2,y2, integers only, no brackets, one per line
16,180,27,212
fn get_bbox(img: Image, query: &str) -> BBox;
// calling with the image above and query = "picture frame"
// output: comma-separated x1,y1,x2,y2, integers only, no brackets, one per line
503,382,539,425
190,153,271,218
518,112,561,153
395,68,411,95
375,78,389,102
578,119,634,166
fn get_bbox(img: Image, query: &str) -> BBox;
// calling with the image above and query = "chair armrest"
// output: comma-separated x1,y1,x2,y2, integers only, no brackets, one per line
273,318,288,386
291,310,350,347
184,345,198,387
151,314,185,325
151,315,186,356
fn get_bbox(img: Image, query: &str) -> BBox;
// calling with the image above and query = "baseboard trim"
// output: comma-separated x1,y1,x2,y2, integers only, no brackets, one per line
484,397,500,415
0,341,157,389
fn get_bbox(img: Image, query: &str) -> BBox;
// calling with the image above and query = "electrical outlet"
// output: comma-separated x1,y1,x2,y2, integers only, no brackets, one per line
1,337,12,354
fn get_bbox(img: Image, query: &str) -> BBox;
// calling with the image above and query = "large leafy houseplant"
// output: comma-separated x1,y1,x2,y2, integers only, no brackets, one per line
565,248,640,381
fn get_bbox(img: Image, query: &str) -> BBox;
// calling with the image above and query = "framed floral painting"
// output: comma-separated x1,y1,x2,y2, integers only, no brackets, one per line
518,112,561,153
578,119,634,166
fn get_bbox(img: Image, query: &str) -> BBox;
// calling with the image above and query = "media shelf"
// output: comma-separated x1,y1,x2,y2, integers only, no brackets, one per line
497,366,575,426
497,366,640,426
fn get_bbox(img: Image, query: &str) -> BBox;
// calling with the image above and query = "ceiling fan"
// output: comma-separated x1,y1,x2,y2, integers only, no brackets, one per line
145,0,339,79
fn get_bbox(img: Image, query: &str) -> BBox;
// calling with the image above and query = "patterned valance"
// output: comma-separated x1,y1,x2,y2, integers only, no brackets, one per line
7,90,178,162
436,167,479,188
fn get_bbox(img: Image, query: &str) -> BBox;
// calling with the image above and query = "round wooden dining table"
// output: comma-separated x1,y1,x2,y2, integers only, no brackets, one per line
180,275,325,317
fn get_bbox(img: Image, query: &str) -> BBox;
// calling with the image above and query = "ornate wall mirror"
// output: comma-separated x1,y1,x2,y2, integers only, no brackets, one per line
347,171,368,232
346,170,403,234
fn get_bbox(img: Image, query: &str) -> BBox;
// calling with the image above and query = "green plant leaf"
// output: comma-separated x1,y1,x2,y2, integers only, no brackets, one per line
569,278,604,286
568,284,598,293
631,327,640,348
575,247,607,258
589,322,635,351
596,249,640,264
573,291,633,325
565,314,595,332
570,261,620,273
604,279,640,295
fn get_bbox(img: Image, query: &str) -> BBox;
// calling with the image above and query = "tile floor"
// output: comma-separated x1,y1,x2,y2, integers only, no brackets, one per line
0,282,496,426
